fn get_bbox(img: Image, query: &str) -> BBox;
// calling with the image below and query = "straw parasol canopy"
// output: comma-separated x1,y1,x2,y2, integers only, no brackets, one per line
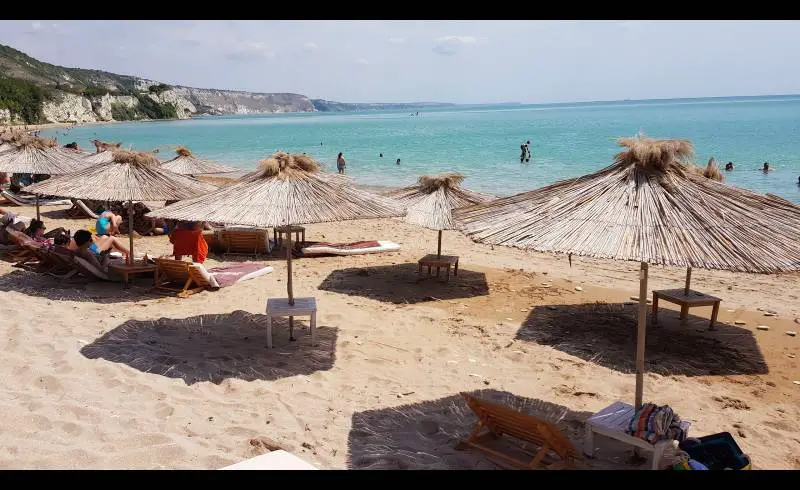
149,152,406,326
386,172,494,257
82,150,117,166
159,146,237,175
0,133,88,219
454,134,800,409
26,150,218,264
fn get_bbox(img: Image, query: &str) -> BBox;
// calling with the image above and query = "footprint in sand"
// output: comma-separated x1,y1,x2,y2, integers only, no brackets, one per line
154,403,175,419
30,414,53,431
59,422,83,436
36,375,62,393
713,396,750,410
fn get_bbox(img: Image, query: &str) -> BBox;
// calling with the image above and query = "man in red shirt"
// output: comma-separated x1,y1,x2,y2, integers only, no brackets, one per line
169,221,209,263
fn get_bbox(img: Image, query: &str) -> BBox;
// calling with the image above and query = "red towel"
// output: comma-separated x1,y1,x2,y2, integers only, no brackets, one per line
170,229,208,263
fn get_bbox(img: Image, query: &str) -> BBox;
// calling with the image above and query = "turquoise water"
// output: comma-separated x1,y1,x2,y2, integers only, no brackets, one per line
42,96,800,202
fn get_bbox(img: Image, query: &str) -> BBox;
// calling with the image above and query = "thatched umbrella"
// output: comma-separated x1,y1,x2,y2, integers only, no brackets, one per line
25,150,218,264
82,150,117,166
148,152,406,335
455,135,800,409
0,134,87,219
386,173,494,258
160,146,237,176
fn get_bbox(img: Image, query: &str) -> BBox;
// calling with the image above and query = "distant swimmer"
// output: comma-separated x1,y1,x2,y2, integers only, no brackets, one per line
725,162,734,171
337,152,346,174
320,141,323,146
416,111,419,116
762,162,772,173
379,153,383,158
396,158,401,165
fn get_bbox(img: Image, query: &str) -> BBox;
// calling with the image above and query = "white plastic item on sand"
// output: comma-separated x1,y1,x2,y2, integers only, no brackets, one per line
220,450,319,470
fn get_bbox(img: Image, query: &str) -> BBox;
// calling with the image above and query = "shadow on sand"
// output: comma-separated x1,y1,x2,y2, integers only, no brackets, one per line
80,310,337,385
318,263,489,304
347,389,599,470
515,302,768,376
0,268,158,304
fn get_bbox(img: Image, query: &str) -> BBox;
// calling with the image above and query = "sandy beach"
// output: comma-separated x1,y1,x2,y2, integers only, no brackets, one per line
0,201,798,469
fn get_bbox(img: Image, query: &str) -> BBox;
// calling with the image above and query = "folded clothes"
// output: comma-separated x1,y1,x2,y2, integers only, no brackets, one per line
627,403,687,444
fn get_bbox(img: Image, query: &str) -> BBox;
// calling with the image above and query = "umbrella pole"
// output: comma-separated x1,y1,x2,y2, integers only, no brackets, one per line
286,227,295,341
684,267,692,295
127,200,134,265
35,195,40,221
437,229,442,258
635,262,648,409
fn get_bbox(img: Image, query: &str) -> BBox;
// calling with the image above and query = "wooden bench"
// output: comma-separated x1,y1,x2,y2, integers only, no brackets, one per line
108,262,157,289
417,254,459,282
583,401,692,470
652,288,721,329
456,393,580,469
265,297,317,349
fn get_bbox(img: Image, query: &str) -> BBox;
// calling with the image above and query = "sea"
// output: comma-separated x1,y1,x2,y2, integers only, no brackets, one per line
41,95,800,203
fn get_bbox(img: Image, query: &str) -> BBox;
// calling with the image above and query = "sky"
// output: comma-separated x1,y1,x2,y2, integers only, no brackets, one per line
1,20,799,104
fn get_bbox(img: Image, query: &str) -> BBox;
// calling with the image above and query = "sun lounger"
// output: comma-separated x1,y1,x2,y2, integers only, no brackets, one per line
583,401,692,470
220,450,319,470
221,229,271,257
70,199,99,219
3,229,38,265
153,257,273,298
1,190,71,207
456,393,580,469
301,240,400,257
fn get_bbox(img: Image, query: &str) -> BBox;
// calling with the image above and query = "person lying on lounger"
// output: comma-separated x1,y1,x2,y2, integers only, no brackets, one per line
24,219,69,245
71,229,130,257
0,207,27,245
169,221,208,263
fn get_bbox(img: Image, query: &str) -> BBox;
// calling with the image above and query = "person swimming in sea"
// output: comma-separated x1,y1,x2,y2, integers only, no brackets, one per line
396,158,401,165
725,162,734,171
379,153,383,158
762,162,773,173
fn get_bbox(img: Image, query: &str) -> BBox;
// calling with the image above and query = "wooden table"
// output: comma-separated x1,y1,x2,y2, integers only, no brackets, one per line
273,225,306,249
417,254,459,282
584,401,692,470
265,297,317,348
107,262,157,289
652,288,721,329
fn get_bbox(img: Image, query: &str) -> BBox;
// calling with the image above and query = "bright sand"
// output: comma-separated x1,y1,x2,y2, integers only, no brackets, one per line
0,202,798,469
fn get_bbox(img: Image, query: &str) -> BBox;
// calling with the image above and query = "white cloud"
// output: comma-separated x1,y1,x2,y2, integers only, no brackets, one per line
388,37,406,44
432,35,482,55
354,57,369,65
31,21,42,30
227,41,275,61
303,42,318,51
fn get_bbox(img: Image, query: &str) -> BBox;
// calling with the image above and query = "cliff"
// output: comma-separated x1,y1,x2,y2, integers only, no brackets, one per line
0,44,315,124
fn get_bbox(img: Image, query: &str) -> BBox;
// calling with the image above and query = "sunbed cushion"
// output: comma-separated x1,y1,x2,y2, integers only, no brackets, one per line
302,240,400,256
189,263,220,288
200,262,273,288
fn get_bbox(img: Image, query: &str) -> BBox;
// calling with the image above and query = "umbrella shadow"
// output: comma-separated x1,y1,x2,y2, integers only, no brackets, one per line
318,263,489,304
347,389,602,470
80,311,337,385
515,302,768,376
0,269,158,304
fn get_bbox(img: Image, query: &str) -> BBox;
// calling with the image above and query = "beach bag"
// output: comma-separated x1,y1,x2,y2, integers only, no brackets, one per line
678,432,752,470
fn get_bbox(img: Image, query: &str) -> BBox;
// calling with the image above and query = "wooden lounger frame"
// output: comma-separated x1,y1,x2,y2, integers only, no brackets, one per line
152,257,215,298
456,393,580,470
221,230,269,258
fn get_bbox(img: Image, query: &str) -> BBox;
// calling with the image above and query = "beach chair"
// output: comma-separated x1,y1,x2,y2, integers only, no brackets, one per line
4,229,38,265
45,246,78,279
221,229,270,257
70,199,99,219
300,240,401,257
1,190,32,206
456,393,580,470
153,257,274,298
153,258,213,298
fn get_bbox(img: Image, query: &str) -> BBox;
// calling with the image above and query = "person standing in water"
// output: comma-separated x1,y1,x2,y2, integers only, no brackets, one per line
520,144,527,163
525,140,532,162
337,152,346,174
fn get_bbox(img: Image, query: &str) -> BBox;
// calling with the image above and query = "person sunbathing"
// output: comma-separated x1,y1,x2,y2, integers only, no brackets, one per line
70,228,130,256
24,219,69,244
95,210,123,236
169,221,208,263
0,207,27,245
